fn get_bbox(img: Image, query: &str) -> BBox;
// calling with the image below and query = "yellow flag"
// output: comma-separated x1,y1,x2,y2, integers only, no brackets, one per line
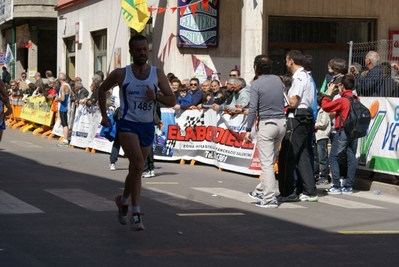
121,0,150,33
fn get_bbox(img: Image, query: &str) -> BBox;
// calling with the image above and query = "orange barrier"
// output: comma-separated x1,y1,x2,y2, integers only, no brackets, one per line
5,96,58,139
42,104,58,139
6,96,24,128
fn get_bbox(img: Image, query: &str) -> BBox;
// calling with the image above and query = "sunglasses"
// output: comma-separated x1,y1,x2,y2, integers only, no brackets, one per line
229,74,237,77
190,83,198,86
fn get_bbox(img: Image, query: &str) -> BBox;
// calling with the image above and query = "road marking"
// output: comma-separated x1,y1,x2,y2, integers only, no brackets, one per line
0,190,44,214
176,212,245,216
129,244,318,257
319,195,385,209
192,187,306,209
44,189,115,211
9,141,41,148
144,182,179,185
144,187,219,209
338,230,399,235
346,191,399,205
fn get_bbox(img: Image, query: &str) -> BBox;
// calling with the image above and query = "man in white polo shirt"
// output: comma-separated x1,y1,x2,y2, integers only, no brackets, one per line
278,50,318,203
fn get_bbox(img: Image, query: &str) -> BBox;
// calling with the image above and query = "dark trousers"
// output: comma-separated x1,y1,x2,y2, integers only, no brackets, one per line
110,139,120,164
143,145,155,171
294,124,316,191
278,117,317,197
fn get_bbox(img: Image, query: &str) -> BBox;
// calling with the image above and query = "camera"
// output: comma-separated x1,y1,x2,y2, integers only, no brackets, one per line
350,67,356,73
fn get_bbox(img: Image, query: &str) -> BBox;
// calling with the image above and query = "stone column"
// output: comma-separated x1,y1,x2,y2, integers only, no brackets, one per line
240,0,264,83
28,26,38,75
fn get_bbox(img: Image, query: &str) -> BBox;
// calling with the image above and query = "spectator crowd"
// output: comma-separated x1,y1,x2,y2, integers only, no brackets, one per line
1,49,399,209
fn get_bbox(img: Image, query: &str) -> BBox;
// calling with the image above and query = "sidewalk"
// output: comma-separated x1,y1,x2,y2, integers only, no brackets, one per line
354,169,399,196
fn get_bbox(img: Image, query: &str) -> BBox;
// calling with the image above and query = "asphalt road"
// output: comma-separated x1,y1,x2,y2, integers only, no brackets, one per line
1,129,399,267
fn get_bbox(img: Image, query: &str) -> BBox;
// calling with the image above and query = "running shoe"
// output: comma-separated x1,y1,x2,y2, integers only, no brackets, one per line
255,199,279,208
115,195,128,225
150,170,155,177
248,191,264,201
327,187,343,195
131,212,145,231
57,141,69,147
299,193,319,202
142,171,151,178
342,187,353,194
109,163,116,171
276,192,299,202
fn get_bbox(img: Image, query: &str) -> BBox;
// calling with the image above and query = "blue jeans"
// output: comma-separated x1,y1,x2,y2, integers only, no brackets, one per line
329,130,358,188
316,138,329,179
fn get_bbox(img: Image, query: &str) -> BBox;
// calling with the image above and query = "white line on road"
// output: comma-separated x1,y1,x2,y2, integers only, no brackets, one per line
345,191,399,205
192,187,306,209
9,141,42,148
176,212,245,216
0,190,44,214
144,187,220,210
319,195,386,209
338,230,399,234
144,182,179,185
44,189,115,211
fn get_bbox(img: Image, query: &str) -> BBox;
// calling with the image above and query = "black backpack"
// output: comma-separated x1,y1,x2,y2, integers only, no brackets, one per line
341,95,371,139
4,71,11,84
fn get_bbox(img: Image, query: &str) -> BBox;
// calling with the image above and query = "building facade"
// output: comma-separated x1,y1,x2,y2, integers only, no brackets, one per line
54,0,399,89
0,0,58,81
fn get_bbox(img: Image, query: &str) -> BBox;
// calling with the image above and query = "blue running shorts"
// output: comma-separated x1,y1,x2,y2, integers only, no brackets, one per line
116,119,154,147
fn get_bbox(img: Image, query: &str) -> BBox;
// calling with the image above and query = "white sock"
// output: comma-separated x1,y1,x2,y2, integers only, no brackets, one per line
121,196,129,205
132,206,140,213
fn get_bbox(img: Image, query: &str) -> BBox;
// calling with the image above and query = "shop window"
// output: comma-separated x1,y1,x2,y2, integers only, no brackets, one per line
269,17,375,44
64,37,75,78
92,30,107,76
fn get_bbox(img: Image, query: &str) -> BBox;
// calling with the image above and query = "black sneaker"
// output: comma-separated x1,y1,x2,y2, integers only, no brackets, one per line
131,212,145,231
115,195,128,225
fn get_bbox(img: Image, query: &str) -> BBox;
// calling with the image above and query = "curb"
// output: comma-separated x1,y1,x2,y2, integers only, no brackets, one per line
355,179,399,196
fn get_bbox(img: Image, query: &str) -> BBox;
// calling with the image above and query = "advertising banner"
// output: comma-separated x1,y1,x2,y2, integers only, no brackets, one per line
19,96,54,126
177,0,219,48
357,98,399,176
154,108,261,175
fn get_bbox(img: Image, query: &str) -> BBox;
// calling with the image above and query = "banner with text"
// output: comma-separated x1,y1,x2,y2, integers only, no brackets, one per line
19,96,55,126
357,97,399,176
154,108,261,175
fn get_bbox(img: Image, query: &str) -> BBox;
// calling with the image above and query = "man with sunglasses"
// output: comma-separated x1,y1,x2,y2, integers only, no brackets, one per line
229,69,240,78
20,72,31,84
173,77,203,110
